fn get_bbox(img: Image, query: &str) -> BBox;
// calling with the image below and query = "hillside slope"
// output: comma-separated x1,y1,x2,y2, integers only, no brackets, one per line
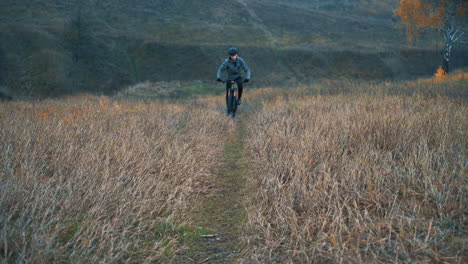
0,0,466,97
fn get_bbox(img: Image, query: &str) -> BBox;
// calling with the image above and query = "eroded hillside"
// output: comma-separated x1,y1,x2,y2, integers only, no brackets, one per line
0,0,466,97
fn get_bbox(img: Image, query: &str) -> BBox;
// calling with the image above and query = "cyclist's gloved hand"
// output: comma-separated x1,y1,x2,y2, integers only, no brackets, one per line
244,79,250,83
217,78,223,83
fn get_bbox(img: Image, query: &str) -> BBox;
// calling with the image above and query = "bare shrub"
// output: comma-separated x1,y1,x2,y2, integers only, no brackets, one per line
0,96,227,262
244,95,467,263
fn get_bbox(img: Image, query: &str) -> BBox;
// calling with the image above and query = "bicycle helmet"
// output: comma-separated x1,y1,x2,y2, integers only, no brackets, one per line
228,47,238,56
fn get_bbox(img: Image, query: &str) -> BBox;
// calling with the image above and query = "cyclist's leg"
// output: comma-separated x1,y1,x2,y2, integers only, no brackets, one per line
226,81,231,112
236,77,243,101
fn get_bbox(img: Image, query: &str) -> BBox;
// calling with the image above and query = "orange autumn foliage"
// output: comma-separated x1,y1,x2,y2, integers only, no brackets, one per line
36,111,50,120
394,0,466,42
62,117,74,124
434,65,447,79
394,0,439,42
35,107,56,120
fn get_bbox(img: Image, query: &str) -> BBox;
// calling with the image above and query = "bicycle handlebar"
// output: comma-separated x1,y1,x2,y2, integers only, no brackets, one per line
223,80,242,84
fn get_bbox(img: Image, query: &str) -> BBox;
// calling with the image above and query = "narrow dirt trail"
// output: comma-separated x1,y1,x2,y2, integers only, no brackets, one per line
172,116,250,263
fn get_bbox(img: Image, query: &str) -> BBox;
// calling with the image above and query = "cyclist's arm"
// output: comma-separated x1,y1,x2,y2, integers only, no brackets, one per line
240,58,251,80
217,60,228,79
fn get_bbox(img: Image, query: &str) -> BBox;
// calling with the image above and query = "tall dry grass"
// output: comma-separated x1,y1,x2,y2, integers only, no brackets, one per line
0,96,229,262
300,72,467,99
244,95,467,263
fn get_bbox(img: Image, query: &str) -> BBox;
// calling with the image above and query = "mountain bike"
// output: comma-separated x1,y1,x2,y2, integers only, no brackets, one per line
225,80,238,118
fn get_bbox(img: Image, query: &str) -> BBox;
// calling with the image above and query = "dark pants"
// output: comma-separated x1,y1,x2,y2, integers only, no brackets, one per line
226,77,243,107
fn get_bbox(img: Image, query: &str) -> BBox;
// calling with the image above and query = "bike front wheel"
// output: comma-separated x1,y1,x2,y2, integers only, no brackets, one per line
227,94,237,117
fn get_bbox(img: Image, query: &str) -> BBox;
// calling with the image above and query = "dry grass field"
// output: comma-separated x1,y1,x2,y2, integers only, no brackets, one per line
0,74,466,263
243,95,467,263
0,96,229,262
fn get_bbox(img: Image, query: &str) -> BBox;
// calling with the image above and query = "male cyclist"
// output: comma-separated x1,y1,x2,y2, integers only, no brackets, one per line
216,47,251,112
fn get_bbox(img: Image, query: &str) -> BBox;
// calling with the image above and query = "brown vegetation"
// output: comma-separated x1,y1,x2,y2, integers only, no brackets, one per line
243,95,467,262
1,75,466,263
0,96,228,262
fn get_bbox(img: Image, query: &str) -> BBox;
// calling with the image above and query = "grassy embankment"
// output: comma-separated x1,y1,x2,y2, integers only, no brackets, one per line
242,74,467,263
0,72,466,263
0,96,228,262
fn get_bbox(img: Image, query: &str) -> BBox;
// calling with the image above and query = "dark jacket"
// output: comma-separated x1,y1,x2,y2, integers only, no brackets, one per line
217,56,251,81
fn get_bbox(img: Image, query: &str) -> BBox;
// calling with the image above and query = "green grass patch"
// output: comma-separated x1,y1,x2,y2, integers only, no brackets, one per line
58,220,82,244
179,82,218,98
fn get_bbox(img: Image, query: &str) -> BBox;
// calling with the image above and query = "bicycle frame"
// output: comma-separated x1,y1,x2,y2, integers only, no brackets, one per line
226,80,238,118
229,81,238,99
